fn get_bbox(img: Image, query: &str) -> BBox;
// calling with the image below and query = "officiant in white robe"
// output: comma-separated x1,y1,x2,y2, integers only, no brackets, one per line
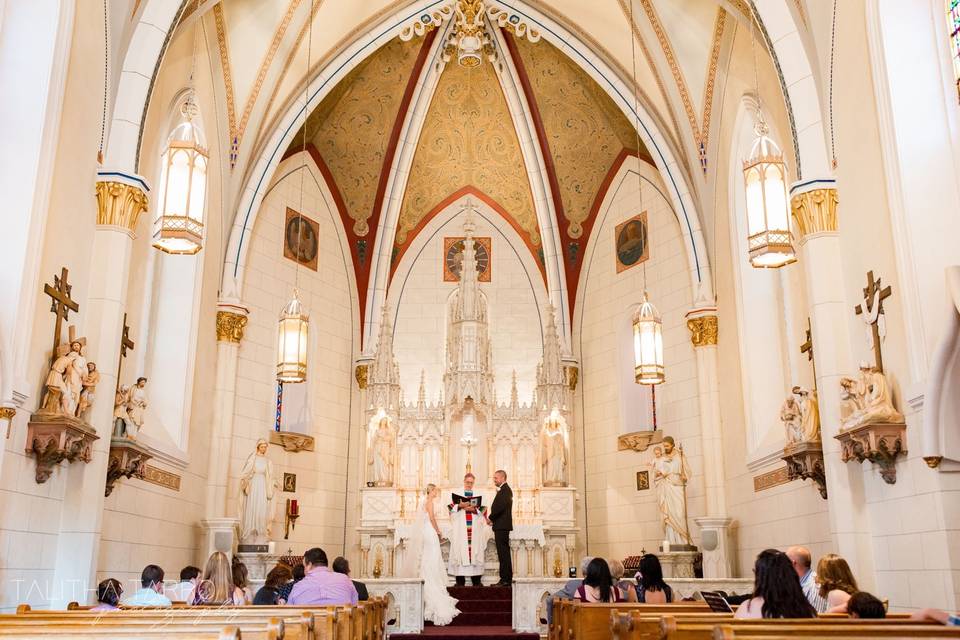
447,472,491,586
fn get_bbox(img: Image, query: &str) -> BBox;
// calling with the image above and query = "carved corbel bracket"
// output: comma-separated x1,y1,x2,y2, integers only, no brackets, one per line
834,421,907,484
617,430,664,452
782,441,827,499
269,431,315,452
105,440,153,496
25,414,99,483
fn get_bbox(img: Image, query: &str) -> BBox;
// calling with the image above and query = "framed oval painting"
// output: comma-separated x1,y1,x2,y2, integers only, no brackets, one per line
615,211,649,273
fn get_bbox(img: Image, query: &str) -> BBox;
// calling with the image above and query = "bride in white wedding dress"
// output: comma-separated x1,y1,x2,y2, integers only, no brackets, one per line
401,484,460,625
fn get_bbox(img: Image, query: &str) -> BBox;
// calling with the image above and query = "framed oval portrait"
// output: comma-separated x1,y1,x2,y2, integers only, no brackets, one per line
283,207,319,271
615,212,649,273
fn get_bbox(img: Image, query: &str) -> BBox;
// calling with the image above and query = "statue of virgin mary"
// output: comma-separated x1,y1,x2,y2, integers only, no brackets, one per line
238,438,276,543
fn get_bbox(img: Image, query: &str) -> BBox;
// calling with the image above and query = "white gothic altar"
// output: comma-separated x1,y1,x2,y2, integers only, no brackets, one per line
357,218,578,580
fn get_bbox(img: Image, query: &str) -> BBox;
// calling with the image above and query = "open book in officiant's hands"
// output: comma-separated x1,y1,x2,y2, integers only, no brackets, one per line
451,494,483,510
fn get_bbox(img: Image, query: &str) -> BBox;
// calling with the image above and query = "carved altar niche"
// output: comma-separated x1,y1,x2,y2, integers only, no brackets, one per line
782,441,827,499
835,421,906,484
25,413,99,483
105,439,153,496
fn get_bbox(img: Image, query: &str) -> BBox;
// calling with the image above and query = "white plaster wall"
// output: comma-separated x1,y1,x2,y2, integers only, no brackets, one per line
388,198,549,404
576,159,703,560
229,157,356,556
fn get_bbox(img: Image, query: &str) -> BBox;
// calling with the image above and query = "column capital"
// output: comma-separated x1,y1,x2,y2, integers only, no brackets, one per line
790,178,838,238
95,170,150,231
685,306,718,347
216,301,249,344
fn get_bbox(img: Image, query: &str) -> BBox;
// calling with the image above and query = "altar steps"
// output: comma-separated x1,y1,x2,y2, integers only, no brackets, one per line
389,585,538,640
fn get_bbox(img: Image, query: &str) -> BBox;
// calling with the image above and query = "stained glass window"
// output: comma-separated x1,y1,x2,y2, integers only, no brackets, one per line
949,0,960,101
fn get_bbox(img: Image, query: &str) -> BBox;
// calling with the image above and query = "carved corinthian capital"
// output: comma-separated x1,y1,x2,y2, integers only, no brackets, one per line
95,173,149,230
790,185,838,238
216,311,248,343
687,315,718,347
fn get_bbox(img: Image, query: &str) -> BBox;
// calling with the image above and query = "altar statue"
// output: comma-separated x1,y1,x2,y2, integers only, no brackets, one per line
42,339,87,417
541,410,568,486
368,416,396,486
840,364,904,431
239,438,276,543
650,436,692,547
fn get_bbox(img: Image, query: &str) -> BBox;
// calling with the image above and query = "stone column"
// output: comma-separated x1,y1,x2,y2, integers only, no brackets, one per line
201,299,249,560
50,171,148,607
686,305,733,578
791,179,875,588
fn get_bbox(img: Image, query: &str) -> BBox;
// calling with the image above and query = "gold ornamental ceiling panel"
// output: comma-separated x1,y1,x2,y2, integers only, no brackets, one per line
288,36,422,237
397,59,539,248
512,36,643,239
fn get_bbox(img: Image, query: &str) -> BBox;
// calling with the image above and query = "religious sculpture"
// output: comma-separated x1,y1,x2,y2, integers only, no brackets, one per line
839,363,904,431
113,377,148,439
239,438,277,543
77,362,100,421
649,436,692,548
367,415,396,486
41,339,88,417
783,386,820,445
541,409,568,486
113,386,130,438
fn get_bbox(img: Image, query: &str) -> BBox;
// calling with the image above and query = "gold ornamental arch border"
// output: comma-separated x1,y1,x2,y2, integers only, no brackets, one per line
224,0,712,317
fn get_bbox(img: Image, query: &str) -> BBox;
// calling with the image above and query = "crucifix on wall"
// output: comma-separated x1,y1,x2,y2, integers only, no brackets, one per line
854,270,893,373
43,267,79,361
115,313,135,390
799,317,817,388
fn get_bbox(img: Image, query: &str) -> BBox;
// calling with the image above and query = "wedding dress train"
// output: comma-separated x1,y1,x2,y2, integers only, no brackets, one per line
401,506,460,625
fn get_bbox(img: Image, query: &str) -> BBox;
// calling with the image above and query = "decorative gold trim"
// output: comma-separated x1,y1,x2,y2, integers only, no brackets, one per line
924,456,943,469
791,187,838,237
753,466,790,492
355,364,369,389
1,407,15,439
212,3,237,148
216,311,248,343
687,315,718,347
142,464,182,491
95,180,148,230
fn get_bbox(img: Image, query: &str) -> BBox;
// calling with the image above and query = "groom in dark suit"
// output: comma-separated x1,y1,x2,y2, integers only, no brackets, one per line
488,469,513,586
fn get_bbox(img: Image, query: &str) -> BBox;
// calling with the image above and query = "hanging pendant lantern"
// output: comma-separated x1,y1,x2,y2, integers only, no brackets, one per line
742,121,795,268
152,97,207,255
633,293,665,385
277,291,309,383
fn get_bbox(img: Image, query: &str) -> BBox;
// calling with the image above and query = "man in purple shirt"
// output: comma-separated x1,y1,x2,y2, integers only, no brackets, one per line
288,547,358,606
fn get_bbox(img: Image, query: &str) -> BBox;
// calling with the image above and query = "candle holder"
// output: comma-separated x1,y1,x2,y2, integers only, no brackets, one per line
284,498,300,539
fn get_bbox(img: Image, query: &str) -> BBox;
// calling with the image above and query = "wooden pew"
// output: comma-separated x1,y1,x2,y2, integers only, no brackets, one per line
0,615,283,640
659,616,960,640
0,628,241,640
549,600,713,640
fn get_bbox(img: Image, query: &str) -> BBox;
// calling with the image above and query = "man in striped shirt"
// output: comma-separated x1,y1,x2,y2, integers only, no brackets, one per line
787,546,827,613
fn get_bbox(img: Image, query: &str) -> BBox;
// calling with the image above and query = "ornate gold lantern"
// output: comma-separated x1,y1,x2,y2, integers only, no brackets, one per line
152,98,207,254
633,293,665,385
277,292,308,383
742,122,795,268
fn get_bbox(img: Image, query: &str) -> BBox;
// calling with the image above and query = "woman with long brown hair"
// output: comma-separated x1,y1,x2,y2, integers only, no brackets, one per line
192,551,245,606
816,554,859,613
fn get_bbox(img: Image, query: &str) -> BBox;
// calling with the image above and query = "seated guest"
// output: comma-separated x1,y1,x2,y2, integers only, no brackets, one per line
288,547,358,605
165,565,200,603
635,554,672,603
91,578,123,611
734,549,816,619
232,556,254,604
123,565,172,607
333,556,368,601
912,608,960,625
254,565,294,605
608,558,638,602
277,563,304,603
573,557,624,603
816,553,858,613
847,591,885,619
786,546,827,613
544,556,593,624
193,551,245,606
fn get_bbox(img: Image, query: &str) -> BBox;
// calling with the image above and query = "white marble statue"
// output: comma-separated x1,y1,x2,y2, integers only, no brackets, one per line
125,377,148,436
541,409,568,486
783,386,820,445
42,339,87,417
650,436,692,547
839,363,904,431
239,438,276,543
368,416,396,486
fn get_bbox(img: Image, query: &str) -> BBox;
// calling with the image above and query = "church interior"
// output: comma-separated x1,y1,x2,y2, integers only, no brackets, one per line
2,0,960,636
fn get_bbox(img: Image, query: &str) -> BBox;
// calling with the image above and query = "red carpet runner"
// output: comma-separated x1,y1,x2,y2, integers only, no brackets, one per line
389,585,539,640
